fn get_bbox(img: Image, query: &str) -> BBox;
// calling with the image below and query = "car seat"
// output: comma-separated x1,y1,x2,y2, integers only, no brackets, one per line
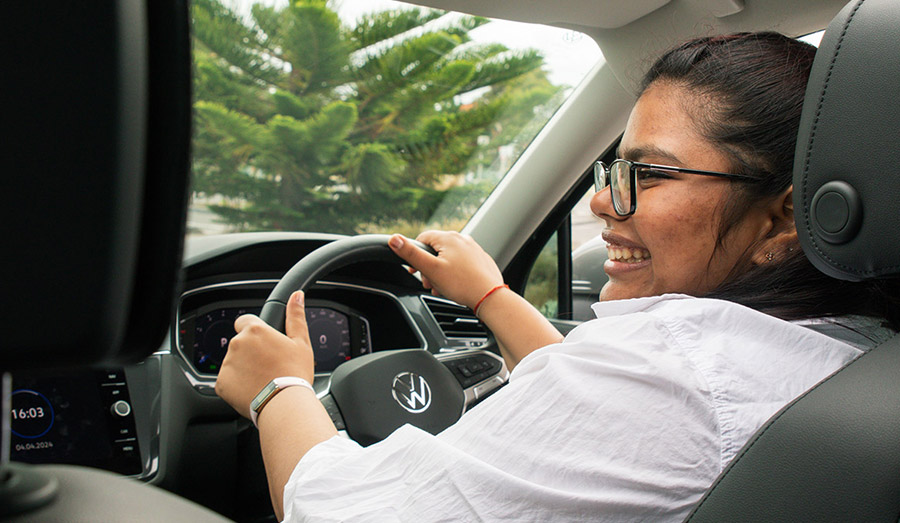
1,1,230,520
685,0,900,520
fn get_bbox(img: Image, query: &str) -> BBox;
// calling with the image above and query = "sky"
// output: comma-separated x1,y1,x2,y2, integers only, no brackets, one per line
229,0,603,88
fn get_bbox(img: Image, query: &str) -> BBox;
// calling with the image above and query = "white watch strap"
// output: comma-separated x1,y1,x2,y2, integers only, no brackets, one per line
250,377,315,428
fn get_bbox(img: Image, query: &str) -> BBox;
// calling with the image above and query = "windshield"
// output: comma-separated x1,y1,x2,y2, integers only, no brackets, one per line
188,0,601,238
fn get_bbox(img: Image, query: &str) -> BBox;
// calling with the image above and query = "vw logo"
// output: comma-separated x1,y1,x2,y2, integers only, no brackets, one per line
391,372,432,413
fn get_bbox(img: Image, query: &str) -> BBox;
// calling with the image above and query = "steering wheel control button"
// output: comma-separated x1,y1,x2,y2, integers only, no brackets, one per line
443,354,503,388
473,376,505,400
320,395,346,430
811,181,862,244
391,372,432,413
111,400,132,417
359,320,371,356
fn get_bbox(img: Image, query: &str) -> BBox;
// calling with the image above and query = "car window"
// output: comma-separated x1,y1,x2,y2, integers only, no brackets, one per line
188,0,601,239
525,187,606,321
524,231,559,317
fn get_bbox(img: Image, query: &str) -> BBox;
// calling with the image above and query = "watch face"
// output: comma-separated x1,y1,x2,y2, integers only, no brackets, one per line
251,381,278,412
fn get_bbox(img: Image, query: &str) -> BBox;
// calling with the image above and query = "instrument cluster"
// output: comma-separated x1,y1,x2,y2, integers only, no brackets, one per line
176,283,372,377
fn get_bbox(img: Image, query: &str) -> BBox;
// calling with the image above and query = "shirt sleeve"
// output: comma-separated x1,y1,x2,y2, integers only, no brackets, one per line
282,435,362,522
282,426,532,522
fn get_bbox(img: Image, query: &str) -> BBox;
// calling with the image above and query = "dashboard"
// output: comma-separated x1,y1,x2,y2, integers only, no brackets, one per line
8,232,507,520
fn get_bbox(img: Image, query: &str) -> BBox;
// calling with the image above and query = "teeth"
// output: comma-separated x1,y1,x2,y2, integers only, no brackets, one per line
608,246,650,263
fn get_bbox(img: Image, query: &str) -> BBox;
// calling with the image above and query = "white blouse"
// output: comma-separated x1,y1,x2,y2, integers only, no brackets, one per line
283,295,863,522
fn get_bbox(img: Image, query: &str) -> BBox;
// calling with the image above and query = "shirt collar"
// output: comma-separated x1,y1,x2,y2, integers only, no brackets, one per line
590,293,694,319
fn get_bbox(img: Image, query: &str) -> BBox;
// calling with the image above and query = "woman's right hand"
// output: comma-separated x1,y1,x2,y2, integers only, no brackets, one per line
388,231,504,310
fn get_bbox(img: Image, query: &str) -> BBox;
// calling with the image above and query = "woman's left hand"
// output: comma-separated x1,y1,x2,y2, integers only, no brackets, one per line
215,290,315,419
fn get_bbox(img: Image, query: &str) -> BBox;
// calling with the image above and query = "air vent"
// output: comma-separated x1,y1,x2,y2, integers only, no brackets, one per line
422,296,489,342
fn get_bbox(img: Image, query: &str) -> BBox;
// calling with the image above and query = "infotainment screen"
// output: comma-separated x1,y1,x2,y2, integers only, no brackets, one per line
10,369,142,476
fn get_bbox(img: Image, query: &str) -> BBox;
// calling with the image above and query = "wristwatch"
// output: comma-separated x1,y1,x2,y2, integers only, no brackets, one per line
249,376,315,427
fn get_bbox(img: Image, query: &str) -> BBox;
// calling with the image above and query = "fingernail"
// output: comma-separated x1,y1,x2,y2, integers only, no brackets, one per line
389,235,404,249
296,291,304,306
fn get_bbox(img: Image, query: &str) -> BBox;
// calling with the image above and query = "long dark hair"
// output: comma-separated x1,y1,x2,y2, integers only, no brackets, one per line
640,32,900,331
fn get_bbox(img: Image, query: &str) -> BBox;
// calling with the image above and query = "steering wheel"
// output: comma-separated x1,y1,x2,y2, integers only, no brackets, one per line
259,234,492,445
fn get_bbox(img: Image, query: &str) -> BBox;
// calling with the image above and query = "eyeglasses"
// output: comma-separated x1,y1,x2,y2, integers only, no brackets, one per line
593,159,756,216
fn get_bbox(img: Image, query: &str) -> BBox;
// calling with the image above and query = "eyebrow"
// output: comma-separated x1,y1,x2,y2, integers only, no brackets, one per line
616,145,683,165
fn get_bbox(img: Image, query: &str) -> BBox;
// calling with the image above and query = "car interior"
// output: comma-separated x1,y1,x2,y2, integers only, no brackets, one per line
3,0,898,521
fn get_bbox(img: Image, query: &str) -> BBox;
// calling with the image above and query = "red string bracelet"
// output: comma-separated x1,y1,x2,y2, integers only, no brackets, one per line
473,284,509,316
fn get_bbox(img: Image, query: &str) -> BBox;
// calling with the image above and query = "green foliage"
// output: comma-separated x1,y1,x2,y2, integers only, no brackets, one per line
192,0,285,86
525,237,559,318
348,9,444,51
190,0,560,234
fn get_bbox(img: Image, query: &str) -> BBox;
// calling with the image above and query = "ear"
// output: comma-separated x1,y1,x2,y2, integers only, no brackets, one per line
750,186,799,265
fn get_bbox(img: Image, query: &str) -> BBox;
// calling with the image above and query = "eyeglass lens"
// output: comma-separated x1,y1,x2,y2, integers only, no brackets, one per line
610,161,632,215
593,162,607,193
594,160,634,216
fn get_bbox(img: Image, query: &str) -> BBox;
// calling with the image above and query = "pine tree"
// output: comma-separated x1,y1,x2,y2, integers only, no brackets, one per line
191,0,559,233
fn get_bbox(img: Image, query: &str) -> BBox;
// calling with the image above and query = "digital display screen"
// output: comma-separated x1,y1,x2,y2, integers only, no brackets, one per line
182,304,362,374
11,374,111,462
9,370,142,476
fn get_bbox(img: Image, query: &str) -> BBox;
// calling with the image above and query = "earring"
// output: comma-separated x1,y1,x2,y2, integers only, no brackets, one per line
765,252,775,262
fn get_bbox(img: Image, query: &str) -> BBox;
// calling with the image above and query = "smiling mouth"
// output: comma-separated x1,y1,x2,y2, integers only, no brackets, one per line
607,246,651,263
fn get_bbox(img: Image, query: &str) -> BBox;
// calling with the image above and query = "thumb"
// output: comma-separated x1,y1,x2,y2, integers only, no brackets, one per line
389,234,437,272
285,290,312,346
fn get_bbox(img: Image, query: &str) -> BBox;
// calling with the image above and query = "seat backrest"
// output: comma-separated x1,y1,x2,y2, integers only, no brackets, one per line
0,0,192,369
0,3,234,521
686,0,900,520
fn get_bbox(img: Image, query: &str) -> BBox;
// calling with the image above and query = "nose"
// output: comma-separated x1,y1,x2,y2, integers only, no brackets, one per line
590,186,622,221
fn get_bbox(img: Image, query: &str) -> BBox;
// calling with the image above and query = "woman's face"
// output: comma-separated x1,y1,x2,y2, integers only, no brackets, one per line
591,82,772,301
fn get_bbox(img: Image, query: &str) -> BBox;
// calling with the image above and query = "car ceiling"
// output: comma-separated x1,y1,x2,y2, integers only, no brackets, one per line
402,0,847,93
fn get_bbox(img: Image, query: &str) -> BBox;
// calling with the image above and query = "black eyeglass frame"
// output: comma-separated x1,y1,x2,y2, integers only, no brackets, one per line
593,159,756,216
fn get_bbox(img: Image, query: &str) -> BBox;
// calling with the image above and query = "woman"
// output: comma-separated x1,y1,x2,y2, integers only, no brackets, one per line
216,33,898,521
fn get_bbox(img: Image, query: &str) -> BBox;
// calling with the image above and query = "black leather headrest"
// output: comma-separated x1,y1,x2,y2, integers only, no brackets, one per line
1,1,191,369
795,0,900,281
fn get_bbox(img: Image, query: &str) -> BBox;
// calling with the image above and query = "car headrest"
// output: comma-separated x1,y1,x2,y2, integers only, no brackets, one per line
794,0,900,282
1,1,192,369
